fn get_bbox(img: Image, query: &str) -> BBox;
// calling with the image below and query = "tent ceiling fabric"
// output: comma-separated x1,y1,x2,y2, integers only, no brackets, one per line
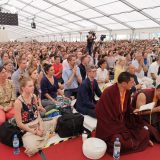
1,0,160,39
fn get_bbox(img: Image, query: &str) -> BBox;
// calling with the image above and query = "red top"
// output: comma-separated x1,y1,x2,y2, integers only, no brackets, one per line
53,63,63,79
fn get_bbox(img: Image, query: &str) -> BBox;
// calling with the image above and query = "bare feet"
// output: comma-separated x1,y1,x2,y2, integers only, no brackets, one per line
149,140,154,147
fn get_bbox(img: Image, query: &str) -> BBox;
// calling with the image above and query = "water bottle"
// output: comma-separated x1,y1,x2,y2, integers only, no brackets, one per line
13,134,20,155
113,138,121,160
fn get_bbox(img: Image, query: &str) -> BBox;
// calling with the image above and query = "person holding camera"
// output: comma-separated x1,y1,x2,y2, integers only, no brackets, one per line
86,31,96,56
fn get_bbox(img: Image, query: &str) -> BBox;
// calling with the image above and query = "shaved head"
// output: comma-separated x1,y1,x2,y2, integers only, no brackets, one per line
128,64,135,75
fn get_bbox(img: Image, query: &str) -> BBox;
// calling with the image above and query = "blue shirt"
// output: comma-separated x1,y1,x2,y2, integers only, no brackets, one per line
62,66,81,90
11,69,27,94
40,76,59,100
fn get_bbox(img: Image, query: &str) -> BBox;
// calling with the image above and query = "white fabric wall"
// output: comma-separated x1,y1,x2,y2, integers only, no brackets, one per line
0,30,9,42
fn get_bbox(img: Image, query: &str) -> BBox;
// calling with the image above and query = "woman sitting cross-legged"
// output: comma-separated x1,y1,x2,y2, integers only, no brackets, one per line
40,63,63,111
0,65,16,125
28,67,45,113
14,76,58,157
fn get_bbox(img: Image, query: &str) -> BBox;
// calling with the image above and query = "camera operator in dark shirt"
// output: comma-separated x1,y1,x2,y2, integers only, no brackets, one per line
86,31,96,56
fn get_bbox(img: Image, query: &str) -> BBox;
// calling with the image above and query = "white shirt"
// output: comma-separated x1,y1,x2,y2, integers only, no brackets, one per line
132,59,144,79
96,68,109,82
147,53,156,66
62,59,70,71
148,61,159,78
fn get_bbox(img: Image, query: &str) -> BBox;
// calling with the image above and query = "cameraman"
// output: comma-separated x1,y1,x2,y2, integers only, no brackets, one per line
86,31,96,56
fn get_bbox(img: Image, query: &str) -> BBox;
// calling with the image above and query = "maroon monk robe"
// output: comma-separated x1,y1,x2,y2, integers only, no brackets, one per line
96,83,149,154
132,88,160,143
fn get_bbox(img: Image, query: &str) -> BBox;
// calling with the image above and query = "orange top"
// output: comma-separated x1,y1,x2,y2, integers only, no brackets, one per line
120,91,126,112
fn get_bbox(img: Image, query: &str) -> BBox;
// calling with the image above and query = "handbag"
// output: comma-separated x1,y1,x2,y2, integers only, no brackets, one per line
55,113,84,138
0,120,25,147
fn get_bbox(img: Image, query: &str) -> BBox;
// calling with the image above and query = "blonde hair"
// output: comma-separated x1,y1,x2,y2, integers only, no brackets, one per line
27,67,39,89
28,67,37,76
116,56,126,65
19,75,33,92
28,57,37,68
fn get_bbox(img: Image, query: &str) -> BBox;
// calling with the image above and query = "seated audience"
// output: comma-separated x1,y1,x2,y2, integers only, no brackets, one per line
28,67,45,112
11,57,27,96
124,53,131,66
106,52,116,70
40,64,62,111
96,59,109,89
76,65,101,118
148,54,160,80
0,65,16,125
132,52,146,79
114,56,126,83
14,76,57,156
1,52,9,65
3,60,14,79
28,57,39,70
128,64,142,93
53,56,63,83
28,67,40,97
132,85,160,132
62,54,69,70
96,72,150,154
76,51,82,65
88,54,94,65
79,55,89,80
93,52,99,66
62,54,82,98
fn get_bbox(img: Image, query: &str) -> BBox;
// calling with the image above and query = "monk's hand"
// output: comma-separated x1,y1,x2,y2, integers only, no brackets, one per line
133,108,140,115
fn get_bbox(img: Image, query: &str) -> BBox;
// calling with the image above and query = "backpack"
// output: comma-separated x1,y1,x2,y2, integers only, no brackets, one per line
0,120,24,147
59,105,73,115
55,113,84,138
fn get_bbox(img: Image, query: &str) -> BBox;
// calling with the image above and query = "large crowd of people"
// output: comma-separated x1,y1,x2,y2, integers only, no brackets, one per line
0,38,160,156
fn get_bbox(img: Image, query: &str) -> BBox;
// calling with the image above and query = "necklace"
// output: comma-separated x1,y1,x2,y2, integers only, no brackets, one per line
21,94,32,109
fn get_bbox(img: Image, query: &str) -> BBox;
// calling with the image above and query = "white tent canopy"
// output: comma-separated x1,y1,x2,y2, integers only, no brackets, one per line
0,0,160,41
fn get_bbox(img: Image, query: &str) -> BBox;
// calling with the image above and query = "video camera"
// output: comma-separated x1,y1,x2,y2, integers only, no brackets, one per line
100,35,106,41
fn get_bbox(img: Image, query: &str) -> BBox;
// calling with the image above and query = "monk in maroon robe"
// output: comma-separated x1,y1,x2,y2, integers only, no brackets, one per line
96,72,150,154
132,86,160,143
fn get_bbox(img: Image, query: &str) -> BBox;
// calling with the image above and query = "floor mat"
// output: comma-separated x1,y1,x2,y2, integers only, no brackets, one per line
0,137,160,160
43,136,160,160
0,144,41,160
